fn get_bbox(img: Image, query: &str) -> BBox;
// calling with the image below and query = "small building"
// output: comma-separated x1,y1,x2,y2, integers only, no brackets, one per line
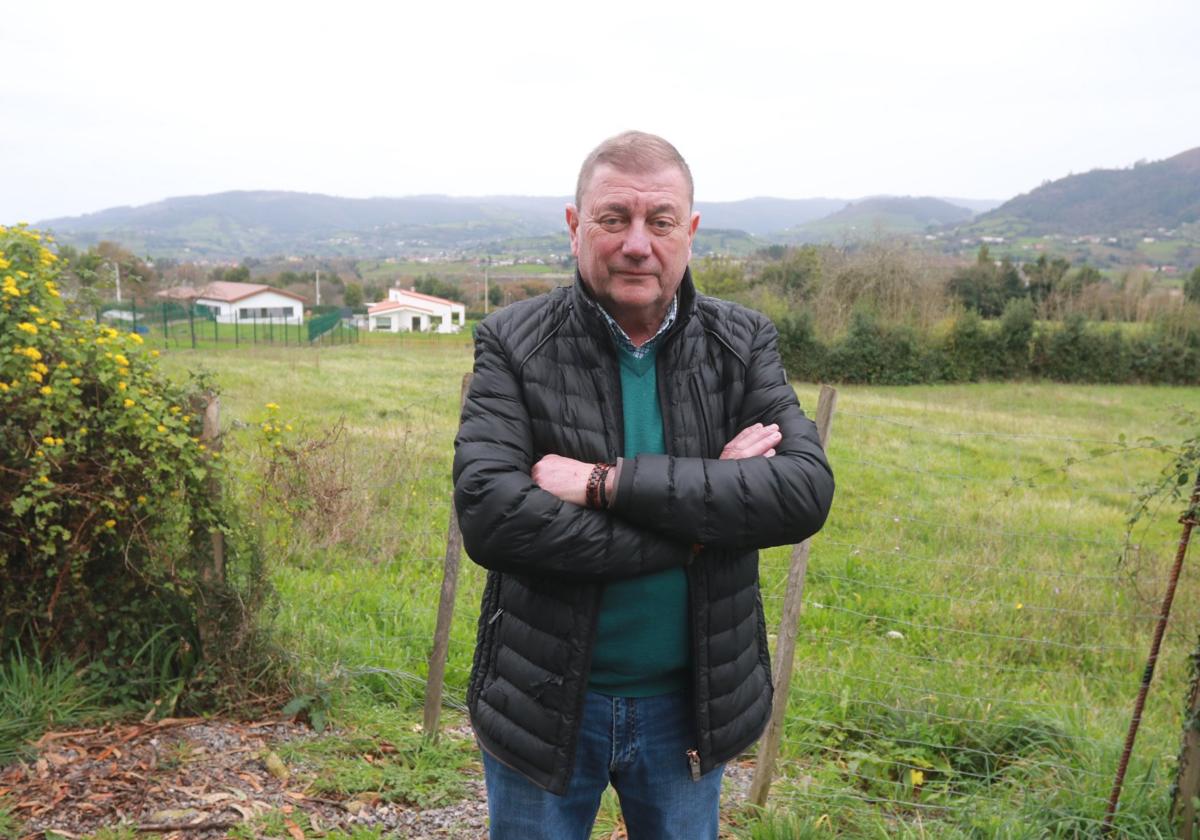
367,288,465,333
194,282,306,324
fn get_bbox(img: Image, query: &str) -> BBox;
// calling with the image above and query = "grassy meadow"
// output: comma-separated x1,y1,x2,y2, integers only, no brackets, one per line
153,334,1198,839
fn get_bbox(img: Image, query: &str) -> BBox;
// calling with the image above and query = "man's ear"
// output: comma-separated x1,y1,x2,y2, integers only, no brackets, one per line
565,204,581,256
686,211,700,259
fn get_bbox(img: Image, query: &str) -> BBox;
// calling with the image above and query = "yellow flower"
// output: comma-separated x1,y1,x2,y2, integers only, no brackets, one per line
38,475,50,484
34,362,49,374
39,386,52,396
49,320,60,330
198,443,207,451
911,769,925,787
150,350,160,357
42,436,55,445
35,450,43,458
157,424,167,433
28,305,40,314
265,402,279,411
79,427,88,435
285,424,293,432
137,495,147,504
170,406,181,414
104,519,116,528
117,381,127,391
70,377,81,385
127,333,143,344
17,322,37,334
113,354,129,367
34,317,46,325
123,398,135,408
28,370,43,382
1015,603,1023,610
0,382,8,392
54,438,63,446
57,361,67,369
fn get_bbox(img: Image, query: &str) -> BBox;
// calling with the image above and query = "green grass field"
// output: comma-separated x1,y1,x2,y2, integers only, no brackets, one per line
155,338,1198,838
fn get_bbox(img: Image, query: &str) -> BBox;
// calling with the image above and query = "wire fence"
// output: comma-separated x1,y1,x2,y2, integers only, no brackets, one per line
94,300,359,348
245,357,1196,837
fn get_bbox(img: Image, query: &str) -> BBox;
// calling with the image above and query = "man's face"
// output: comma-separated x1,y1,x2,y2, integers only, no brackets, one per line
566,164,700,326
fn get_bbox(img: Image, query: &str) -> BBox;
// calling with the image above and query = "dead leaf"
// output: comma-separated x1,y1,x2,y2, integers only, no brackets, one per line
283,818,305,840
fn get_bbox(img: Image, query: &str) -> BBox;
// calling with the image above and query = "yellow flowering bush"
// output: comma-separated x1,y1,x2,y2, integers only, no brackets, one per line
0,225,270,707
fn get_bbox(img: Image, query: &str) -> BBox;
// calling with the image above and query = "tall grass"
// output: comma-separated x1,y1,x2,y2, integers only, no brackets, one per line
0,650,100,762
154,338,1196,837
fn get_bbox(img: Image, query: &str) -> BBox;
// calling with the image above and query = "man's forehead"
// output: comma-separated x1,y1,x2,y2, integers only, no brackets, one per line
583,164,690,210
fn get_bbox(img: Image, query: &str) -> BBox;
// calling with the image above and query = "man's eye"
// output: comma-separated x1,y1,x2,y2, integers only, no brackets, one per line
649,218,677,234
598,217,627,231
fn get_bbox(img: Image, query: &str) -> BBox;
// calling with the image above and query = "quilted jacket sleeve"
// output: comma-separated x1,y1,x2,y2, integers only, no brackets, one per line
453,319,693,581
610,314,834,549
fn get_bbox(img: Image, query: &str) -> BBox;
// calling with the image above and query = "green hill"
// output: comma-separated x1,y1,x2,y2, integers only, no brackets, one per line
777,196,975,242
969,147,1200,235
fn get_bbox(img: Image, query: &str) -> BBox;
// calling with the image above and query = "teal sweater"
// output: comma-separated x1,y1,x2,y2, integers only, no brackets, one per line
588,345,689,696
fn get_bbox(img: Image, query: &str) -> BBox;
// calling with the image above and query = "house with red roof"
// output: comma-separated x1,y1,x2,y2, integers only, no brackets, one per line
366,287,465,333
194,281,306,325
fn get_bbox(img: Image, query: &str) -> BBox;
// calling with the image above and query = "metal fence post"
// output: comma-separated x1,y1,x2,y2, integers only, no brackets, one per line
749,383,837,808
423,372,474,741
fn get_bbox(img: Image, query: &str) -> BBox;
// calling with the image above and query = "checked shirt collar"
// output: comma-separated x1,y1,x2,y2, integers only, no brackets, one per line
588,294,678,360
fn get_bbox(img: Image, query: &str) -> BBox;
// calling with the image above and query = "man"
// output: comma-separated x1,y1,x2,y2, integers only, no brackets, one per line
453,131,834,839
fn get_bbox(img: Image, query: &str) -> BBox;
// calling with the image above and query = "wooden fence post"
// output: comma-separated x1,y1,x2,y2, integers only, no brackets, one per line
423,371,474,741
749,384,837,808
201,394,224,583
1176,640,1200,840
1171,477,1200,839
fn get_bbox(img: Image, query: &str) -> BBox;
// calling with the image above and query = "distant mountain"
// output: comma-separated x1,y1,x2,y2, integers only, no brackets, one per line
692,198,846,235
38,190,996,259
969,147,1200,235
777,196,975,242
39,192,572,258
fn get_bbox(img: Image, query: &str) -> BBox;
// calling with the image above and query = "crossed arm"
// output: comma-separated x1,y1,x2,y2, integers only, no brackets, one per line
530,422,784,507
452,317,834,582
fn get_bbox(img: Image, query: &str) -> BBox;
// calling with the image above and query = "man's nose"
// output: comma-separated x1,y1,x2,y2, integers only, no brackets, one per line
621,220,652,259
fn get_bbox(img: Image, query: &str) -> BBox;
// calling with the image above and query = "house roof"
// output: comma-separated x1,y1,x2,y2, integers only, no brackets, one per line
390,288,463,308
155,285,199,300
197,281,307,304
369,300,436,315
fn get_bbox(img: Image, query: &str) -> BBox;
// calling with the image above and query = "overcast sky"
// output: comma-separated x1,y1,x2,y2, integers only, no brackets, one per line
4,0,1198,223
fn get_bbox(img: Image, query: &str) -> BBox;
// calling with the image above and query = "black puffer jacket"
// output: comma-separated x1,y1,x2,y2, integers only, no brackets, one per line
452,270,834,794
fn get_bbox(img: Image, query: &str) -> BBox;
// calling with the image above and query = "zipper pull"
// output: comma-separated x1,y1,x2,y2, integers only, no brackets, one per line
488,608,504,625
687,749,701,781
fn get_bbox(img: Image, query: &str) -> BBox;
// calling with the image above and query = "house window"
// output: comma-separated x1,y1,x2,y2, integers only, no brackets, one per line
411,316,422,331
237,306,295,319
376,317,391,329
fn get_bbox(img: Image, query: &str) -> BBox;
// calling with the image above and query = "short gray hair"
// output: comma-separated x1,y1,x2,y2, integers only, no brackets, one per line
574,131,694,210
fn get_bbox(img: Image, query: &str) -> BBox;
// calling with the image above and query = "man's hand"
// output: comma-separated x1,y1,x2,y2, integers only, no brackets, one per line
720,423,781,460
531,454,595,507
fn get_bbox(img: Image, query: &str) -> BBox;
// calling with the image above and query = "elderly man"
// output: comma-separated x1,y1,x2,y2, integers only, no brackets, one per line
452,131,834,839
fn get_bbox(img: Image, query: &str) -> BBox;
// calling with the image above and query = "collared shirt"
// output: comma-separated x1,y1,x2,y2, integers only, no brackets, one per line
589,295,678,359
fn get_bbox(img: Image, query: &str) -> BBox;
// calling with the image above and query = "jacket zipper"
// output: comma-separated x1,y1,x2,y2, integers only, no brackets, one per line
687,748,701,781
689,376,712,457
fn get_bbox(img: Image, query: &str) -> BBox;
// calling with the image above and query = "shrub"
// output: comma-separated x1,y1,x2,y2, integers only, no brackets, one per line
0,225,273,710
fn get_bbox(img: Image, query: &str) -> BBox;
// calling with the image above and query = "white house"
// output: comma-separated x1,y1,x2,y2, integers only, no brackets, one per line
194,282,306,324
367,288,465,333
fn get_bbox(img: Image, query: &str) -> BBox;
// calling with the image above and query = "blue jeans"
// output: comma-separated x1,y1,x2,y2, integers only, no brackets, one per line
482,690,724,840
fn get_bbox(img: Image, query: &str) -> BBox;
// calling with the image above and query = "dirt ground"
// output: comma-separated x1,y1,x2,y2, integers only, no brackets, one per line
0,719,488,840
0,720,754,840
